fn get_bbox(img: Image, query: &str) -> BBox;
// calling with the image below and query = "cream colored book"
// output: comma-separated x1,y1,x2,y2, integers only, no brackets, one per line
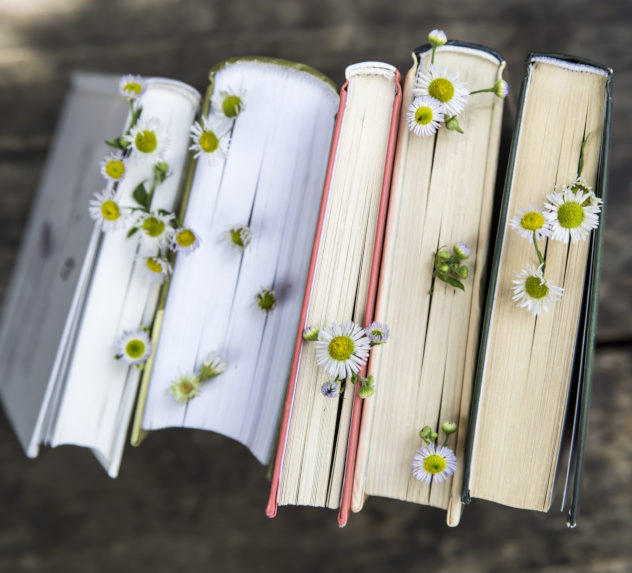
351,42,506,526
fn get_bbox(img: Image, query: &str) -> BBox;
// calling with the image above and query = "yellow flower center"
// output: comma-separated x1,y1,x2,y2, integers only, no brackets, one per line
176,229,196,247
557,202,584,229
178,380,195,395
521,211,544,231
428,78,455,103
199,130,219,153
125,339,146,359
256,291,276,311
328,335,354,361
122,82,142,95
145,257,163,274
105,159,126,180
423,454,447,474
525,276,549,299
414,106,434,125
135,130,158,153
230,228,246,247
100,199,120,221
570,182,594,206
142,216,165,238
222,95,243,118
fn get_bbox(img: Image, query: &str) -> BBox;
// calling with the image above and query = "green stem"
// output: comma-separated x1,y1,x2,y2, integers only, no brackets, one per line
469,87,493,95
431,46,436,65
146,177,158,208
532,231,545,272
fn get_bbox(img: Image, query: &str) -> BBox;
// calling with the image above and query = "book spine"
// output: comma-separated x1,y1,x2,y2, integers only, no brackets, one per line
265,82,350,518
337,73,402,527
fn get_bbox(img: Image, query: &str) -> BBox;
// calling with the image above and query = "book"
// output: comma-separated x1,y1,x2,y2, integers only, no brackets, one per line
462,54,612,527
0,59,342,476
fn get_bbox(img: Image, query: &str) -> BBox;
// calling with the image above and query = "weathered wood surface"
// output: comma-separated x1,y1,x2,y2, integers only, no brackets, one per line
0,1,630,571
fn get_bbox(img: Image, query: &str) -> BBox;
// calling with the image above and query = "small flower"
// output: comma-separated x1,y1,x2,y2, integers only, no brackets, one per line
428,29,447,48
407,96,445,137
170,227,201,255
358,381,375,399
99,152,128,182
365,322,390,345
320,380,339,398
125,117,168,162
303,325,320,341
189,115,229,165
212,87,246,118
441,421,457,435
564,177,602,207
115,329,152,366
227,226,252,250
137,255,172,283
412,443,458,484
255,288,276,313
453,242,471,259
118,74,146,99
315,321,371,380
136,211,175,250
512,263,564,315
414,65,469,117
544,187,601,243
199,352,227,381
168,373,201,403
493,79,509,98
89,189,127,232
508,204,551,240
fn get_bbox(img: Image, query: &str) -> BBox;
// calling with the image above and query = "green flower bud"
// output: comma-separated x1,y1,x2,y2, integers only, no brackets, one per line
445,116,464,134
428,29,447,48
453,241,471,259
430,431,438,441
358,385,375,399
457,265,468,279
437,250,451,261
441,421,457,435
439,264,450,273
419,426,433,439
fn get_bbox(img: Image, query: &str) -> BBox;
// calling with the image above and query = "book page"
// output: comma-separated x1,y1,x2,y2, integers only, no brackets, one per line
141,61,339,465
358,46,505,512
468,59,607,511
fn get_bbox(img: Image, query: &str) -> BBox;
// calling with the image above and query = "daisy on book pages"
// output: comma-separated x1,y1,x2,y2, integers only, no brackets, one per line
125,117,169,163
115,328,152,367
89,189,127,232
137,255,172,284
212,86,246,118
136,211,175,251
508,204,551,240
168,373,201,403
99,152,127,182
170,227,201,255
189,115,229,164
412,421,458,484
544,187,601,243
512,263,564,316
118,74,146,100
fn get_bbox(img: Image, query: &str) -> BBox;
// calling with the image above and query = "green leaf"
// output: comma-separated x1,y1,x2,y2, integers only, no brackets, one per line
132,183,150,209
127,226,139,238
105,137,125,150
439,274,465,291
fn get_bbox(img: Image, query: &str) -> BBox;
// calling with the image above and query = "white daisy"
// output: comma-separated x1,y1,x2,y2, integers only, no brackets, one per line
118,74,146,99
136,211,175,250
170,227,201,255
227,226,252,250
544,187,601,243
406,96,444,137
365,322,390,345
189,115,229,165
115,329,152,366
168,373,201,403
88,189,127,232
137,254,172,284
412,443,458,484
125,117,168,162
212,87,246,118
315,321,371,380
99,152,128,182
508,204,551,240
414,65,469,117
563,177,603,207
512,263,564,315
199,352,227,381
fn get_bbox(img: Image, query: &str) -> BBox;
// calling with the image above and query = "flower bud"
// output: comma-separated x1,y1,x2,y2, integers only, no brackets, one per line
439,264,450,273
428,29,447,48
493,79,509,98
457,265,468,279
454,241,471,259
358,385,375,399
445,116,464,134
302,325,320,341
419,426,433,439
441,421,458,435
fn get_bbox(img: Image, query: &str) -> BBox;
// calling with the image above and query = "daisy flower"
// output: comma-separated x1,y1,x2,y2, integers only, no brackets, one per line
168,373,201,403
170,227,201,255
321,380,339,398
115,329,152,366
414,65,469,117
125,117,168,162
315,321,371,380
118,74,146,100
412,443,458,484
255,288,276,314
227,226,252,250
199,352,227,381
564,177,603,207
512,263,564,315
508,204,551,240
212,87,246,118
89,189,127,232
544,187,601,243
136,211,175,250
137,255,172,284
406,96,444,137
428,29,447,48
365,322,390,345
189,115,229,165
99,152,127,182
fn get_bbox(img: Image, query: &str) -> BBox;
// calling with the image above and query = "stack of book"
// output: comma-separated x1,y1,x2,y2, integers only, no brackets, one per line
0,33,612,528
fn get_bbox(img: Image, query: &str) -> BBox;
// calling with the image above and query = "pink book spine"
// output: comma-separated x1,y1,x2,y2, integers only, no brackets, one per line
337,72,401,527
266,81,350,518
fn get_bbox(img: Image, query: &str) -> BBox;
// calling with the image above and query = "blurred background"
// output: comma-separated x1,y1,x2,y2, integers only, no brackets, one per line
0,0,630,571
